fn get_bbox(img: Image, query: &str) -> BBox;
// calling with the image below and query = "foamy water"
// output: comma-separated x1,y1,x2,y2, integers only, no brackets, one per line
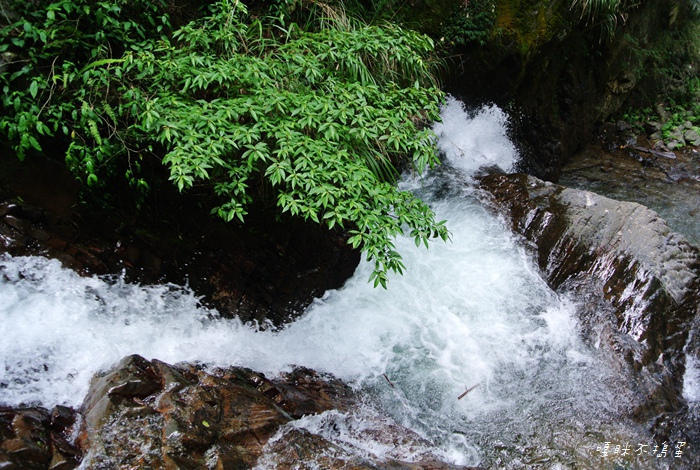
685,355,700,403
432,95,518,175
0,98,647,467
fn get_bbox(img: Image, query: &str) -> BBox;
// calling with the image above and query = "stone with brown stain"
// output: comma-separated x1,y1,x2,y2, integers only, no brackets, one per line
0,406,81,470
75,355,476,469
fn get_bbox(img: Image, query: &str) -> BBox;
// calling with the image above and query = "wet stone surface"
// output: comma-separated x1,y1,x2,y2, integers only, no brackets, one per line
257,427,477,470
0,406,81,470
479,173,700,463
72,355,475,470
560,133,700,246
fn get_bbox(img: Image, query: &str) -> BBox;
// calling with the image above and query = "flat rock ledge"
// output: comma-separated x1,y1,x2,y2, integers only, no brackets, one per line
479,174,700,429
1,356,477,470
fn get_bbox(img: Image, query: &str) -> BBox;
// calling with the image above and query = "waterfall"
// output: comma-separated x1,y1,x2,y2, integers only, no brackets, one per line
0,97,653,467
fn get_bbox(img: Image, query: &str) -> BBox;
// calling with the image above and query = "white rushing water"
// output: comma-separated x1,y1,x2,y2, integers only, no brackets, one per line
1,97,639,467
685,355,700,403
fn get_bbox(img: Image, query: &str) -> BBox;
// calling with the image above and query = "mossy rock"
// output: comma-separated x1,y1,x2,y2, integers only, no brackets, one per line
491,0,568,59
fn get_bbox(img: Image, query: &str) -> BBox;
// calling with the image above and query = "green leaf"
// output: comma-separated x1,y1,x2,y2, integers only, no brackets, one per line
29,81,39,99
1,0,448,289
79,58,125,75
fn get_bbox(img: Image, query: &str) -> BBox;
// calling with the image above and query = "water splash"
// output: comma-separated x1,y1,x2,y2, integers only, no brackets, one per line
432,95,518,176
685,355,700,403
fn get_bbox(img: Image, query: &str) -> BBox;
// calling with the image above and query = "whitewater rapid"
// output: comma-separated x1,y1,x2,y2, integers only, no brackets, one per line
1,97,649,467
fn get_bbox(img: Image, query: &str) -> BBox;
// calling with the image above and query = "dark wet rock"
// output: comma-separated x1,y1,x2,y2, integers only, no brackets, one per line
76,355,473,469
556,136,700,464
644,121,663,134
479,174,700,425
270,367,356,419
77,355,287,468
0,154,360,327
0,406,81,470
684,128,700,144
650,130,664,141
480,173,699,307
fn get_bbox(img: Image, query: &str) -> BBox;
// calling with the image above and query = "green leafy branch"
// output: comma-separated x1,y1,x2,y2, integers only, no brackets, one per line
1,0,449,287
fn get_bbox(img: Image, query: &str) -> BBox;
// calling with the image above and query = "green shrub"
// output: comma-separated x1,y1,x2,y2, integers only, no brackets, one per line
569,0,634,40
440,0,496,47
571,0,700,40
0,0,173,162
0,0,449,288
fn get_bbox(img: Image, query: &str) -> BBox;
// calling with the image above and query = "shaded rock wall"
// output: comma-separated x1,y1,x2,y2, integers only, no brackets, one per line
479,173,700,426
448,1,679,180
0,154,360,327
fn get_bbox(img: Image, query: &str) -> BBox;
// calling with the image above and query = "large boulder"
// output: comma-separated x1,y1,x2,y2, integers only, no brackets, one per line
559,132,700,255
479,173,700,429
76,355,476,469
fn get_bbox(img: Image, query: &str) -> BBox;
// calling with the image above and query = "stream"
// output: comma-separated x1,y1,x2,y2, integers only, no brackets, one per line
0,97,686,469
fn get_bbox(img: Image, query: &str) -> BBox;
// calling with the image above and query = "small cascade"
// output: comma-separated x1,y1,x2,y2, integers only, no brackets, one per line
0,97,666,468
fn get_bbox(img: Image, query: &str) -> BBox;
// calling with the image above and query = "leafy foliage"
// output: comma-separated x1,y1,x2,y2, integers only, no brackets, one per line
440,0,496,47
0,0,172,162
0,0,448,288
569,0,635,40
669,0,700,26
571,0,700,37
612,0,700,136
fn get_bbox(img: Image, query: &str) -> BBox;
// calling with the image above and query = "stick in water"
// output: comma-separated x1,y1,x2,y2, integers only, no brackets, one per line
458,383,479,400
383,373,395,388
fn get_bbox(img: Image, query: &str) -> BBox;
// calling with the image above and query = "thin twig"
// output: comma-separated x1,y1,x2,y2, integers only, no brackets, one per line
383,373,395,388
0,1,14,25
457,383,479,400
37,56,60,120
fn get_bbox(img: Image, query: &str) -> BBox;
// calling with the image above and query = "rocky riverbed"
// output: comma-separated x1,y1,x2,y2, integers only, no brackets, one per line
479,174,699,434
3,117,700,468
1,356,477,470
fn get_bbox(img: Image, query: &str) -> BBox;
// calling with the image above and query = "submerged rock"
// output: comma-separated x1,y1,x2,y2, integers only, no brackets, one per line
75,355,475,469
257,426,474,470
479,174,700,431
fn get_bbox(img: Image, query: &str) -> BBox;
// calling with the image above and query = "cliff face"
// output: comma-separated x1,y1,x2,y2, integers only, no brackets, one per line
442,0,684,180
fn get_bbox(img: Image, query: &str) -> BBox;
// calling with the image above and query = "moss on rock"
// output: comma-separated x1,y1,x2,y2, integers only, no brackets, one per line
492,0,567,60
